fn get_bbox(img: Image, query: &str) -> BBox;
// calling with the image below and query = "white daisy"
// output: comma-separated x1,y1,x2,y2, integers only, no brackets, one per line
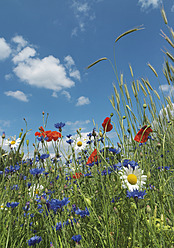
74,137,87,151
119,164,147,191
0,203,7,210
28,184,44,197
5,135,21,149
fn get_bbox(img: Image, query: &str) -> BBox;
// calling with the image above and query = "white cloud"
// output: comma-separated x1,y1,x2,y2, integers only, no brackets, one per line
5,74,12,80
76,96,91,106
66,119,90,132
12,47,36,64
172,4,174,12
159,84,174,97
61,90,71,100
0,38,11,60
4,90,29,102
52,91,58,98
12,35,28,51
71,0,97,35
159,103,174,121
64,55,81,80
0,120,10,128
138,0,162,9
13,55,75,92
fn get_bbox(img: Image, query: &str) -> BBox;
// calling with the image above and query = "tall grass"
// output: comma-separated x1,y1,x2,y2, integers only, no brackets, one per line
0,6,174,248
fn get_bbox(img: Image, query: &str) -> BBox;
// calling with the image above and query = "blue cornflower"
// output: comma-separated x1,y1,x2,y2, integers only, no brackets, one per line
75,207,90,218
11,184,19,190
54,122,65,132
0,171,3,175
54,221,62,231
27,235,42,246
87,132,92,138
71,204,77,212
108,148,121,154
86,140,93,144
98,137,104,142
101,168,112,176
111,162,122,171
126,189,147,199
111,196,120,203
40,154,50,160
123,159,139,170
29,167,45,176
66,139,74,145
84,172,92,177
66,134,72,138
49,197,70,212
72,235,82,243
157,166,170,171
9,165,20,172
6,202,19,208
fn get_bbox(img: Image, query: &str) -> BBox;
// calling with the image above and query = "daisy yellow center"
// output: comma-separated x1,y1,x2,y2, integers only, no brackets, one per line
11,140,16,145
35,189,39,195
1,205,4,209
127,174,137,185
77,141,82,147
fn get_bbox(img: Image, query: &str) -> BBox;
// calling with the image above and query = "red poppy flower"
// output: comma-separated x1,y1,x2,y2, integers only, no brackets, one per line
134,125,153,143
87,149,99,165
73,172,83,179
102,117,113,132
35,127,61,142
47,131,61,141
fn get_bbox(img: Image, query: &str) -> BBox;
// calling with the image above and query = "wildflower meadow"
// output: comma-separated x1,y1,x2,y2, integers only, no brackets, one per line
1,7,174,248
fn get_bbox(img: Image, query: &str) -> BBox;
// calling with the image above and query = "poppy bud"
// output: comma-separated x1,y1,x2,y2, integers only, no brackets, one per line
147,171,151,179
122,116,126,119
84,197,91,206
166,218,172,226
99,131,103,137
2,132,5,139
146,205,151,213
41,197,46,204
76,222,80,228
19,132,23,138
143,104,147,108
26,139,29,146
140,152,143,158
42,111,45,115
110,113,114,117
157,143,161,148
130,202,137,210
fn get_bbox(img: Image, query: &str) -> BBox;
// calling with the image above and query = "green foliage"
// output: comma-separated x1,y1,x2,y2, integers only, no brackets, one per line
0,6,174,248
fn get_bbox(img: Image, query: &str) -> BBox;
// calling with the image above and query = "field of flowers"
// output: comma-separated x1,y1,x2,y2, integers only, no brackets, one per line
0,7,174,248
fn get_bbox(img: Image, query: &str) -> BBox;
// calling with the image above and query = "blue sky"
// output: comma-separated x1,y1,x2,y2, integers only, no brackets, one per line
0,0,174,151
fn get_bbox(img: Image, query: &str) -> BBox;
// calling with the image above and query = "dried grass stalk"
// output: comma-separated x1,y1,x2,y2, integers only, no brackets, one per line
143,81,151,95
160,30,174,48
147,63,158,77
161,7,168,25
129,64,134,77
154,90,160,100
163,67,171,85
165,52,174,63
87,57,107,69
120,74,124,86
166,60,172,81
139,82,147,97
136,80,139,92
115,26,144,43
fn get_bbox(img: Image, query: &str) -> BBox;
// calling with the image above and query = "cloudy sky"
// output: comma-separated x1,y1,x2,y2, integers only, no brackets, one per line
0,0,173,149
